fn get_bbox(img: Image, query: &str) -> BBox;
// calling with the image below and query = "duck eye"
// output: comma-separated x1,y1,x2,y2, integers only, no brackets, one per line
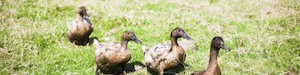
127,33,130,34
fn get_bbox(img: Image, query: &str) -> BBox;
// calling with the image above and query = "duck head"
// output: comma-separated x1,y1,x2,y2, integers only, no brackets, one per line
78,6,89,17
122,31,141,44
171,28,192,40
211,36,230,51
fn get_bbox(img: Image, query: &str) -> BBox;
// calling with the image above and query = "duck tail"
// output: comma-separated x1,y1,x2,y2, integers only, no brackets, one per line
94,39,100,50
142,45,149,52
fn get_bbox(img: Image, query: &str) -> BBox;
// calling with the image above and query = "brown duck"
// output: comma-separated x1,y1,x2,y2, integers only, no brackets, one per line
94,31,141,74
192,36,231,75
142,28,192,75
68,6,93,45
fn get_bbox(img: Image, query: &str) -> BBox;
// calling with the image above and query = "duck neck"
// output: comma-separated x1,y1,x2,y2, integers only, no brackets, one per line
171,37,179,47
208,47,220,67
121,39,129,50
76,14,84,20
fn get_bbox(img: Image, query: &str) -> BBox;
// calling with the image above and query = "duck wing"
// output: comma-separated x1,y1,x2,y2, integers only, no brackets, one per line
77,18,93,36
94,39,103,57
143,44,171,64
163,39,197,51
96,42,121,56
68,17,93,45
68,19,79,36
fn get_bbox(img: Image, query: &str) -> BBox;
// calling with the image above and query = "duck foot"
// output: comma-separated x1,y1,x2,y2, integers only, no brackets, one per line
95,67,100,75
86,42,90,47
122,66,126,74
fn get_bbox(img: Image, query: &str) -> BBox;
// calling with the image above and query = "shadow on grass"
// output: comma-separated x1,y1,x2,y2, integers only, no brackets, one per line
96,61,144,75
124,61,144,73
70,37,98,46
146,63,186,75
88,37,98,46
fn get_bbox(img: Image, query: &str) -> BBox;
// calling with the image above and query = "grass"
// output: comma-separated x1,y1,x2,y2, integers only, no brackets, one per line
0,0,299,74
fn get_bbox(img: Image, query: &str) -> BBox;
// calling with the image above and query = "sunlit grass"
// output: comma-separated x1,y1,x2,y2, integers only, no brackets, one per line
0,0,299,74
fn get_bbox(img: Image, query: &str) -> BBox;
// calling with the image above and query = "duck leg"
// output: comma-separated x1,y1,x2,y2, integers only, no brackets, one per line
122,65,126,74
95,66,100,75
159,71,164,75
159,69,164,75
72,42,76,45
86,41,90,47
85,38,90,47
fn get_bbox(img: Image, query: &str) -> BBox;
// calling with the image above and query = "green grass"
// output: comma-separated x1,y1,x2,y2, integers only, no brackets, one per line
0,0,299,74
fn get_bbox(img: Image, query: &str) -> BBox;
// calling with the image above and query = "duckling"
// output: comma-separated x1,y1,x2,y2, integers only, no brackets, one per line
142,28,192,75
191,36,231,75
94,31,141,74
68,6,93,45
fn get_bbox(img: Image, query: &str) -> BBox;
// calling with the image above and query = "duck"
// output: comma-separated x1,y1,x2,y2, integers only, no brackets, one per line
68,6,93,45
142,28,192,75
191,36,231,75
93,31,141,74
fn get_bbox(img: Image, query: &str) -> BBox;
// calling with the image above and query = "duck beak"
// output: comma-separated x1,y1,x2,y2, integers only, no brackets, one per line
134,39,142,44
183,34,192,40
221,44,231,51
84,12,90,18
132,36,141,44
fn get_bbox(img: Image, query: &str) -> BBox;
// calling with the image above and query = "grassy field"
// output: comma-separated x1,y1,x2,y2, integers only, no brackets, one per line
0,0,299,75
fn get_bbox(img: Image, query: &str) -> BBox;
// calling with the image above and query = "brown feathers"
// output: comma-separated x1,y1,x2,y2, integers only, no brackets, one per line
142,28,192,75
68,6,93,45
191,37,230,75
94,31,141,74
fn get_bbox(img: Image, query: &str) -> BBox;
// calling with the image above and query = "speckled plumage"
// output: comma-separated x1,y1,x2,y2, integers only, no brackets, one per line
68,6,93,45
94,31,141,74
142,28,192,75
